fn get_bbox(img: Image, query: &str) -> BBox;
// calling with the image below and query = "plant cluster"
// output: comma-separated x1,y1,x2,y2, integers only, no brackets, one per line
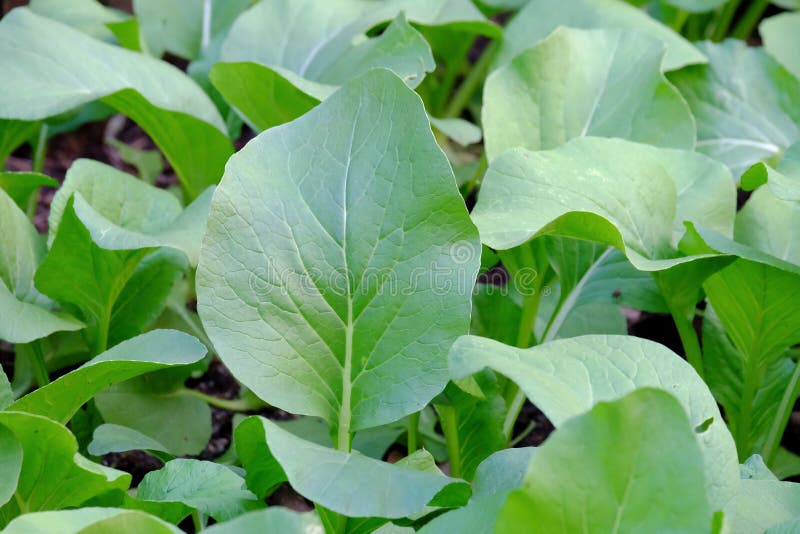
1,0,800,532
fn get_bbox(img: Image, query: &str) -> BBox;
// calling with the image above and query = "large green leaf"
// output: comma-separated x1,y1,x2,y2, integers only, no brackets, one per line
2,508,181,534
484,27,694,160
495,389,713,532
471,137,734,271
214,13,434,131
668,40,800,179
0,8,233,199
497,0,705,72
134,0,250,60
449,334,739,509
0,412,130,527
0,188,83,344
761,12,800,82
197,69,480,444
235,416,469,518
138,459,264,522
9,329,206,424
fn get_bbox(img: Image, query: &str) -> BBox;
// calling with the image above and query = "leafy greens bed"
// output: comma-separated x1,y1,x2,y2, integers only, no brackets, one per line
1,0,800,532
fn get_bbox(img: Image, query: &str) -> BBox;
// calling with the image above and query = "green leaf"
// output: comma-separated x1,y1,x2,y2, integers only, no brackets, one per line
741,142,800,202
449,334,739,509
703,261,800,459
234,416,469,518
735,187,800,267
87,423,172,459
204,508,324,534
197,69,480,443
0,425,22,508
95,377,212,457
107,249,187,347
138,459,264,522
0,8,233,199
106,139,164,185
726,479,800,532
29,0,129,42
213,14,434,131
472,137,734,271
0,188,83,344
761,12,800,82
275,416,405,459
495,389,713,533
418,448,534,534
134,0,250,60
9,329,206,424
0,368,11,411
668,40,800,179
48,160,212,266
773,448,800,480
0,171,57,209
497,0,705,72
0,412,131,527
2,508,181,534
484,28,694,160
0,119,38,168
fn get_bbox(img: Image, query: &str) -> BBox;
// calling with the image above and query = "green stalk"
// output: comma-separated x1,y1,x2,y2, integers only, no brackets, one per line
710,0,741,42
182,388,267,412
669,307,705,379
670,9,690,33
444,41,498,119
27,123,48,220
461,152,487,199
407,411,420,453
201,0,212,52
730,0,769,40
191,510,205,532
438,404,462,478
29,340,50,387
763,360,800,466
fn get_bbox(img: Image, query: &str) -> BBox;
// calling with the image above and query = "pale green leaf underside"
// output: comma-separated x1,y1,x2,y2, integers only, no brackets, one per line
197,69,479,434
2,508,181,534
48,160,213,266
668,40,800,179
735,187,800,267
0,280,84,344
725,479,800,533
484,27,695,160
497,0,706,72
10,329,206,423
29,0,129,42
449,334,739,509
238,417,469,518
471,137,734,271
215,14,434,131
0,8,232,198
497,390,712,532
741,142,800,202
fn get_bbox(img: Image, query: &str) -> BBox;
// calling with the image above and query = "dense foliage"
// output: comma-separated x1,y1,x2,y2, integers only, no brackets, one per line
1,0,800,532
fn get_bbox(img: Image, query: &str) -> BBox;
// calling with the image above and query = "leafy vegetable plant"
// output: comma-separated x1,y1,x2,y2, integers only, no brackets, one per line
1,0,800,532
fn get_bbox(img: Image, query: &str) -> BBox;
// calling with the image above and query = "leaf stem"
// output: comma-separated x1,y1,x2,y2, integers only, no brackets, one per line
710,0,741,42
763,360,800,466
201,0,212,52
509,420,536,448
191,509,205,532
182,388,267,412
407,411,420,453
27,123,48,220
670,9,690,32
437,404,462,478
444,41,498,119
29,339,50,387
730,0,769,40
735,353,764,460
